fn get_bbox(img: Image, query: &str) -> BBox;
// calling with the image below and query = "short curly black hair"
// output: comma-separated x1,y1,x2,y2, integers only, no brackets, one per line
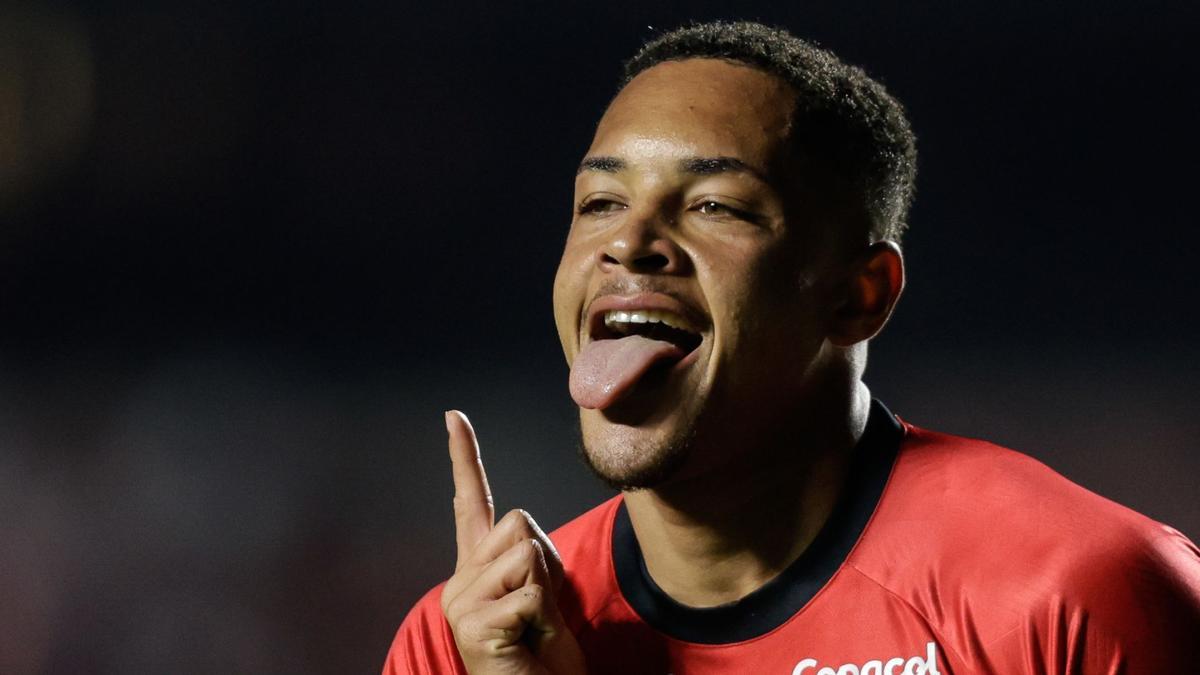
623,21,917,243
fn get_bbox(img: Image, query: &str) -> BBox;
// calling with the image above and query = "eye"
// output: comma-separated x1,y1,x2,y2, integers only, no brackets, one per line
696,200,733,216
692,199,760,223
577,198,626,216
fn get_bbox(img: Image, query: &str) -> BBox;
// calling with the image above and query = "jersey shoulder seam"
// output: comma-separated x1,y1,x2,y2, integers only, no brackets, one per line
583,588,633,626
845,562,975,670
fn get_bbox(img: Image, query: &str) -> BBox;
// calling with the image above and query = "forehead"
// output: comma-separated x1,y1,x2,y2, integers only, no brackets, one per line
589,59,797,168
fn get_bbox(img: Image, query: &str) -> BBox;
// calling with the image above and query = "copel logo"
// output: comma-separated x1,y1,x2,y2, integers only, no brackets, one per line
791,641,941,675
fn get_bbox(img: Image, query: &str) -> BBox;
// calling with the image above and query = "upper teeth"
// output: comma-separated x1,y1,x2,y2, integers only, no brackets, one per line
604,309,697,333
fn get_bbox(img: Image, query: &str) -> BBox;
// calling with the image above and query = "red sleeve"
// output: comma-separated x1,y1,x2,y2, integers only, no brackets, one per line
381,583,467,675
983,526,1200,674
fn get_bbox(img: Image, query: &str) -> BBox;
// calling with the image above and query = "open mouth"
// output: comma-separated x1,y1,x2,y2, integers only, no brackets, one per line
569,301,707,410
593,309,704,355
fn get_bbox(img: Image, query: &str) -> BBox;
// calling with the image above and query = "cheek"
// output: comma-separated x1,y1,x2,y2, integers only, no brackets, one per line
696,238,788,311
551,239,594,357
706,247,823,351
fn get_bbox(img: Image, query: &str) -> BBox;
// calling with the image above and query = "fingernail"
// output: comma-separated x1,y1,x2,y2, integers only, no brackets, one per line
444,410,454,433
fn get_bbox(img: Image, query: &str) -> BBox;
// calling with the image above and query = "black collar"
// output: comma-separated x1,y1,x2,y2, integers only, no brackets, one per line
611,399,904,644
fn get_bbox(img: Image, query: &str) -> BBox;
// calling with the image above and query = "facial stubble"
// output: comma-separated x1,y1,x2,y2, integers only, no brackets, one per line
575,411,702,492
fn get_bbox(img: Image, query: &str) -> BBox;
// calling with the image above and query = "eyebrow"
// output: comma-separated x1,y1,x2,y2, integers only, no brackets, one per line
577,156,626,174
679,156,762,178
576,155,766,181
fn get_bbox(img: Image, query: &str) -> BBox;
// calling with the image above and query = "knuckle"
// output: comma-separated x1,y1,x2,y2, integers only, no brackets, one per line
507,537,535,562
499,508,525,527
522,583,545,601
443,593,470,624
518,509,542,536
527,538,544,559
518,533,542,559
500,508,536,531
456,616,520,652
452,495,493,514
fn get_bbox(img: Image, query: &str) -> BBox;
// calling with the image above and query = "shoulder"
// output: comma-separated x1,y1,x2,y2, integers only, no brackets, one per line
851,421,1200,669
905,423,1187,541
382,583,464,675
868,422,1179,548
865,421,1200,591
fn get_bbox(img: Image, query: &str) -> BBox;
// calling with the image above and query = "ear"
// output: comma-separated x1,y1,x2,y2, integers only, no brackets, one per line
827,241,905,347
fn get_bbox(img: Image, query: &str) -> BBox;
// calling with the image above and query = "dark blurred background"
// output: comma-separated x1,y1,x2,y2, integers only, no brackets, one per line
2,0,1197,672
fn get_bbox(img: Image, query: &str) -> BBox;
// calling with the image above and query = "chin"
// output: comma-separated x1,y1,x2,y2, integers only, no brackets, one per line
577,407,700,491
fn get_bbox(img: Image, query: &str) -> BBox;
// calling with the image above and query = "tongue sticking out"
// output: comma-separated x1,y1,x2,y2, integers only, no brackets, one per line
570,335,686,410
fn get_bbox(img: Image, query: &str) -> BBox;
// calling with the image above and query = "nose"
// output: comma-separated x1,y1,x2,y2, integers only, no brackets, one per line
595,211,686,275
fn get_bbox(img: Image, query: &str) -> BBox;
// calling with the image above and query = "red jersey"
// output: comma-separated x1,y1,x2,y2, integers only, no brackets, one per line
384,402,1200,674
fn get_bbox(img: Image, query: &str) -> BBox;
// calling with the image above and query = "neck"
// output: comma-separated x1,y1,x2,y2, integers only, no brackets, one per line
622,381,871,607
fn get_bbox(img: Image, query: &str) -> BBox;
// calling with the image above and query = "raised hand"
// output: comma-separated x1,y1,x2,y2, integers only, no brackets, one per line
438,411,587,675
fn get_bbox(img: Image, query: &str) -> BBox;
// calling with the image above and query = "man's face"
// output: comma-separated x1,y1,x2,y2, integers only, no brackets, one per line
553,58,840,489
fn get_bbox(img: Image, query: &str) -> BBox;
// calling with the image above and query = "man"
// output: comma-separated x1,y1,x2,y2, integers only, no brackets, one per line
384,21,1200,674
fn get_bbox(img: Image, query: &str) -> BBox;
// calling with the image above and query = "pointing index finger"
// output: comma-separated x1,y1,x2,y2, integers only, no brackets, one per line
445,410,495,569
